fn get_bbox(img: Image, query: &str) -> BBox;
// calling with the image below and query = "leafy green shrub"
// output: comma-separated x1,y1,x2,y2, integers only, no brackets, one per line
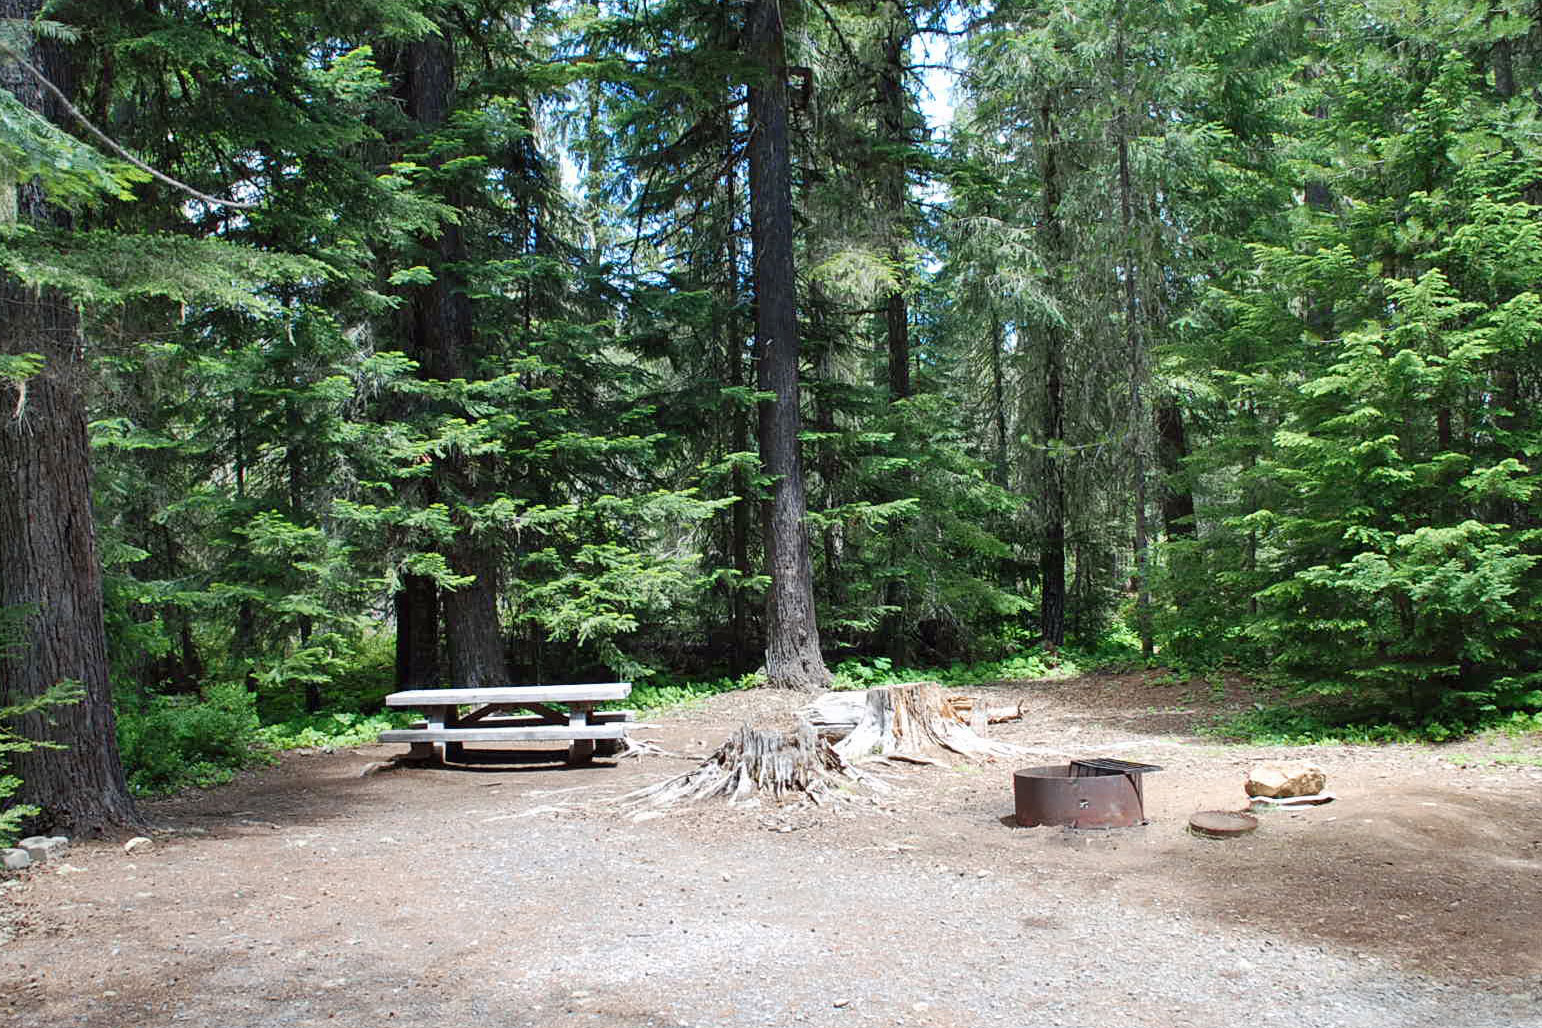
617,672,760,712
256,708,418,750
830,644,1101,691
830,656,900,690
116,682,265,795
253,632,397,722
1197,694,1542,746
1492,710,1542,737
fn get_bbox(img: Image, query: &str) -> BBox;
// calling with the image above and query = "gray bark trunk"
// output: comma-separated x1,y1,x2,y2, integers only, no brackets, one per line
1156,400,1195,540
1037,98,1067,648
1115,9,1151,658
399,31,507,686
394,574,441,688
0,8,137,831
747,0,830,691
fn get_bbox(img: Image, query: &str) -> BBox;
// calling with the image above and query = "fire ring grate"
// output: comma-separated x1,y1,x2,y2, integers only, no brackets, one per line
1013,757,1163,829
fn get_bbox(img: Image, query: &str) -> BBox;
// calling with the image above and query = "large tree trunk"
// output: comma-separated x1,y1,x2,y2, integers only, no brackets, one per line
1155,399,1195,540
394,573,441,688
399,31,508,686
876,10,912,664
1115,8,1152,658
878,11,911,404
1037,98,1068,648
715,13,756,677
441,540,507,686
726,232,756,676
0,12,136,831
728,303,756,675
989,314,1010,488
747,0,830,691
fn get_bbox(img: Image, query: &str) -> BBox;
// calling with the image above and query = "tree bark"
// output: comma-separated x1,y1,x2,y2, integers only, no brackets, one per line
715,7,756,677
1037,97,1068,648
1115,8,1152,658
399,30,508,686
877,9,911,663
0,9,137,831
747,0,830,691
989,315,1009,488
726,223,755,676
441,539,506,686
1156,399,1195,540
878,11,911,403
394,574,441,688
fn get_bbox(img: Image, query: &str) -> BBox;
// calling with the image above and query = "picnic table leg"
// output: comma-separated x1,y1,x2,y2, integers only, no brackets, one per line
428,705,461,763
405,741,438,763
566,702,596,765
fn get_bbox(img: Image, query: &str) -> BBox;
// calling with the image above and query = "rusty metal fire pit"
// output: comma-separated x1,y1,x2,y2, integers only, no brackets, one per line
1013,757,1163,829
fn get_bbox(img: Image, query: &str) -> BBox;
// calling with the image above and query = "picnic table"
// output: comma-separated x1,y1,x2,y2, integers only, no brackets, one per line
379,682,633,765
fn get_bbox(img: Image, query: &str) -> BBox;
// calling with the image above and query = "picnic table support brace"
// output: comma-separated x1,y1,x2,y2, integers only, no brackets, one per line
567,703,596,765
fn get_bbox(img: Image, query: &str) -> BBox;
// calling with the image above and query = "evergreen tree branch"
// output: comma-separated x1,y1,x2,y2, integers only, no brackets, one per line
0,42,261,211
804,0,867,76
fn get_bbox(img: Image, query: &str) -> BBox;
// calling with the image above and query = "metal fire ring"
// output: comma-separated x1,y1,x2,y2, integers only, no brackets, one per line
1013,758,1161,829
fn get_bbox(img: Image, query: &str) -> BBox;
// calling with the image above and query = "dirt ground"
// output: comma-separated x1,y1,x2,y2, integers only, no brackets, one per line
2,673,1541,1027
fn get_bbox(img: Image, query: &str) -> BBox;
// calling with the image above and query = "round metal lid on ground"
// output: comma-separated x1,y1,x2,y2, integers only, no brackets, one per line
1188,810,1259,838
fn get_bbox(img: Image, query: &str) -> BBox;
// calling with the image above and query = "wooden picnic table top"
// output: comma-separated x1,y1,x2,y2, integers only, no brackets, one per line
384,683,632,707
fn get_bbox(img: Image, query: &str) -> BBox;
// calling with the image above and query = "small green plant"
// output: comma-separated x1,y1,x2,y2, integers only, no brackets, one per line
256,708,419,750
116,681,265,795
1490,710,1542,737
1444,751,1542,768
830,657,898,691
1200,700,1473,746
615,672,760,712
1490,753,1542,767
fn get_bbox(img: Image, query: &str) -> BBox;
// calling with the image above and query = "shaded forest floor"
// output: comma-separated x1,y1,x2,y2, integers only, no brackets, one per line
2,673,1541,1027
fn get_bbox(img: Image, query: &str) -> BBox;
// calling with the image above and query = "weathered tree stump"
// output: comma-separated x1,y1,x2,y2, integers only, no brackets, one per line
802,685,1025,744
832,683,1023,764
622,722,859,810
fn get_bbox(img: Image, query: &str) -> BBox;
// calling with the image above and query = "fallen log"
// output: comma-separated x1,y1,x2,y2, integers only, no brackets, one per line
988,703,1027,724
943,694,1026,726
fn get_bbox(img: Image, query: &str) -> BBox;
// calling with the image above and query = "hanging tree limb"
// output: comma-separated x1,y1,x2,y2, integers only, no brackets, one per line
0,42,262,211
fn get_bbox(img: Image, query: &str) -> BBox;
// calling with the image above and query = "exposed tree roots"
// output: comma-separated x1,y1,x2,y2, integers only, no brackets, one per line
621,721,870,811
622,683,1022,814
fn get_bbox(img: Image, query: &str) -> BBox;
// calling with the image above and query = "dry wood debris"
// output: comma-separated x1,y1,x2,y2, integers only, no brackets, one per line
623,683,1022,812
832,683,1025,765
621,722,868,811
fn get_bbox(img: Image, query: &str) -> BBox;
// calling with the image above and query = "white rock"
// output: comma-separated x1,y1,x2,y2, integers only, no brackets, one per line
2,848,30,871
17,835,67,863
124,836,153,854
1245,762,1327,798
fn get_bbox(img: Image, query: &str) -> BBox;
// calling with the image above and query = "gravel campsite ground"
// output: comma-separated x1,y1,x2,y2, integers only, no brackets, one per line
2,673,1541,1028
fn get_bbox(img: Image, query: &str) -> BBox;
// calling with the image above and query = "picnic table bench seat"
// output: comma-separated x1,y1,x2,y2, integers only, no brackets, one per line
380,683,633,765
